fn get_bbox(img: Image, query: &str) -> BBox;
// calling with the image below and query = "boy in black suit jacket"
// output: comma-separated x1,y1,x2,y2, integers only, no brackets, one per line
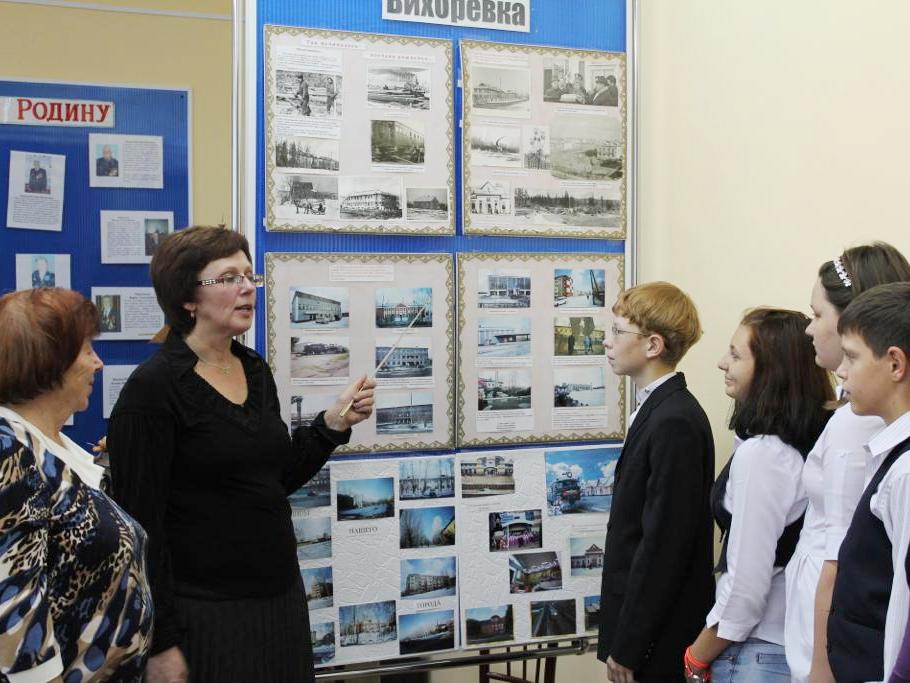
598,282,715,683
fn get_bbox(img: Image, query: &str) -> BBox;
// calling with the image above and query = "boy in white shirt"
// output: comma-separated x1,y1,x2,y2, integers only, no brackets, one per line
827,282,910,682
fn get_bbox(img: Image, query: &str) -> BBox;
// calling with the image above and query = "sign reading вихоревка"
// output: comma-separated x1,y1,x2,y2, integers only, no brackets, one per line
382,0,529,32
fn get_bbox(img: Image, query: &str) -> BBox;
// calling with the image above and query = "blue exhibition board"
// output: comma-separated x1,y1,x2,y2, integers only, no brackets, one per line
0,79,190,447
255,0,629,458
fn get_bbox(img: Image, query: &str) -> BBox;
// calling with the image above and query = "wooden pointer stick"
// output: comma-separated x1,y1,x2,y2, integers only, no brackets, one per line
338,302,429,418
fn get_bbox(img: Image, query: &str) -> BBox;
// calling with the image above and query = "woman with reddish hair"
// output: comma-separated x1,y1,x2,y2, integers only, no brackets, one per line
0,288,152,682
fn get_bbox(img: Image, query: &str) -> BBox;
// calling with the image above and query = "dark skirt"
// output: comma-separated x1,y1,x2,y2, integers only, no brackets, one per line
174,577,314,683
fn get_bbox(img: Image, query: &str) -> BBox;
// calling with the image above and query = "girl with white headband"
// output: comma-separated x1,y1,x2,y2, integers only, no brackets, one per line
784,242,910,682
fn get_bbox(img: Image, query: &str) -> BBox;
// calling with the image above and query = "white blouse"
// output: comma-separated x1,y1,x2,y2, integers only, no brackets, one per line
706,434,807,645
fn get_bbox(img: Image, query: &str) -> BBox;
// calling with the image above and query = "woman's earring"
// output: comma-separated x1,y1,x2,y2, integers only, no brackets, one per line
190,310,196,319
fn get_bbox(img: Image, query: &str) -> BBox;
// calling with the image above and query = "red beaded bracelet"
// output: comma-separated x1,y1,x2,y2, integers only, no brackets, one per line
684,646,711,680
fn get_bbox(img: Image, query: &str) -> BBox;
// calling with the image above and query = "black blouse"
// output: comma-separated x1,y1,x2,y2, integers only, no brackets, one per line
108,332,350,655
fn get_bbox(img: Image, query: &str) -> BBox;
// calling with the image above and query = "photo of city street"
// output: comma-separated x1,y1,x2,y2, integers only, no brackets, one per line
477,317,531,357
288,465,330,509
550,114,623,181
302,565,334,609
553,268,606,307
489,509,543,551
553,316,605,356
290,336,350,379
460,454,515,497
293,515,332,561
336,477,395,521
509,551,562,593
375,337,433,379
584,595,600,632
400,505,456,549
544,446,620,515
399,457,454,500
553,367,606,408
465,605,514,645
400,556,457,599
289,286,349,329
311,622,335,664
377,391,434,435
339,600,397,647
569,534,604,577
478,369,532,411
399,610,455,655
530,599,576,637
477,269,530,308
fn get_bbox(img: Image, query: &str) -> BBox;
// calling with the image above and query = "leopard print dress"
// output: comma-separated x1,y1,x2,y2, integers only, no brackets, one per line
0,412,153,682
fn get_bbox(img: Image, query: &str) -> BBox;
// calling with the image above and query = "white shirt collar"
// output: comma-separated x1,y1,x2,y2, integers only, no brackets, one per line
0,406,104,489
635,371,677,408
865,410,910,460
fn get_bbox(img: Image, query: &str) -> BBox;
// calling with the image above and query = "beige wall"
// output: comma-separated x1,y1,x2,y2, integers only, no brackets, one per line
0,0,233,226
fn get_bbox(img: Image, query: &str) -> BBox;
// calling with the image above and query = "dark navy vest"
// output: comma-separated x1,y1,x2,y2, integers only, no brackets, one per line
828,435,910,683
710,451,804,575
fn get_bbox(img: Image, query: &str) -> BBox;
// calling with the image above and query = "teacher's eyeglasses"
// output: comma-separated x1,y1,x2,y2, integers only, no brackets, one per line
196,273,265,288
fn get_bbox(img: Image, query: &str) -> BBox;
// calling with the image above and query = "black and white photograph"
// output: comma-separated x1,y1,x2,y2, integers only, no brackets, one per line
336,477,395,521
274,69,342,118
509,551,562,593
583,596,601,632
550,114,623,181
400,556,457,598
289,393,336,430
338,176,403,220
293,515,332,561
290,286,349,328
477,268,530,308
522,125,550,170
460,455,515,498
16,253,65,289
275,135,340,172
302,565,334,609
375,287,432,328
544,446,619,515
340,601,397,647
530,599,576,637
471,65,530,116
465,605,514,645
275,174,338,218
367,66,430,110
554,316,606,357
470,124,521,167
399,457,454,499
289,465,331,509
543,56,618,107
399,610,455,655
405,188,448,222
478,317,531,357
400,505,456,549
311,622,336,664
569,535,605,577
515,185,621,228
375,336,432,379
290,336,350,380
24,157,50,194
554,268,607,307
489,509,543,552
553,367,606,408
144,219,168,256
469,180,512,217
377,391,434,435
478,369,532,411
371,119,425,165
96,294,122,333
